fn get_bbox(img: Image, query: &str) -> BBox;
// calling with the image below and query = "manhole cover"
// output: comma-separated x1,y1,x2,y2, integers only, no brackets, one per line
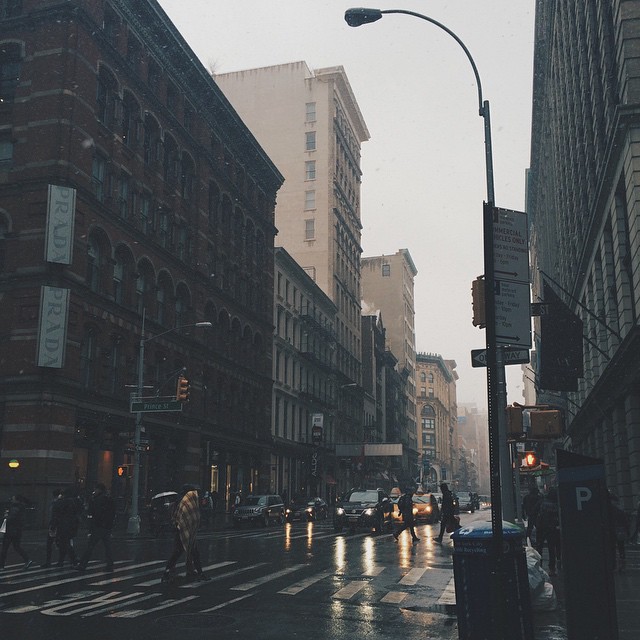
156,613,235,629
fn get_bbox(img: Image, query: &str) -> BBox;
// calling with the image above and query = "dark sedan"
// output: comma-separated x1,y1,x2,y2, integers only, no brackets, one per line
285,497,328,522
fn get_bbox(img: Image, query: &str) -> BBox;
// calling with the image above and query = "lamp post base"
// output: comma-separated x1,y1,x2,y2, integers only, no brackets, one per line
127,514,141,535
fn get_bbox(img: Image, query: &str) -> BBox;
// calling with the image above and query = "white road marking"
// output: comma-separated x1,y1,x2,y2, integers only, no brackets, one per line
231,564,306,591
107,595,199,618
380,591,408,604
199,592,255,612
179,562,266,589
399,567,427,585
332,581,367,600
278,570,333,595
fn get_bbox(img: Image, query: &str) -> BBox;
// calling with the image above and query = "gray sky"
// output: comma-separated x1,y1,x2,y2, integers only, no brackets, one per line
159,0,536,408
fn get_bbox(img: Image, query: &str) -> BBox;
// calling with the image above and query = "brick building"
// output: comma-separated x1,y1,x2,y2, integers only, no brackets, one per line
0,0,282,522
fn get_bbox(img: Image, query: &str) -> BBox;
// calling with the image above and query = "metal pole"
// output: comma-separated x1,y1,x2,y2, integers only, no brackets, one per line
127,309,145,535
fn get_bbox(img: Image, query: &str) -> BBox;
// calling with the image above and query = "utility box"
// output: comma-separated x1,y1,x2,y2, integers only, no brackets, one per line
530,410,563,438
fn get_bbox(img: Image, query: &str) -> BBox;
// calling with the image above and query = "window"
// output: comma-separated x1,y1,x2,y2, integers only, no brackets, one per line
86,236,101,292
420,371,426,382
163,136,179,185
113,256,125,304
143,114,160,165
117,173,129,219
305,102,316,122
0,42,21,104
305,160,316,180
121,92,140,147
421,387,426,397
184,102,194,132
304,219,315,240
148,59,161,89
304,190,315,210
103,6,119,46
126,35,142,72
80,327,97,389
139,192,151,233
1,1,22,18
305,131,316,151
92,156,106,202
382,264,390,277
158,208,170,248
96,67,118,128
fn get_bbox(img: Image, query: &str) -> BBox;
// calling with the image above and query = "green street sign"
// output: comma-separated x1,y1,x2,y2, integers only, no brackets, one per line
130,399,183,413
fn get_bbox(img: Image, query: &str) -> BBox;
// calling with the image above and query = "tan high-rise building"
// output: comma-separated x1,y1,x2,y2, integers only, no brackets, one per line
216,62,370,448
361,251,419,459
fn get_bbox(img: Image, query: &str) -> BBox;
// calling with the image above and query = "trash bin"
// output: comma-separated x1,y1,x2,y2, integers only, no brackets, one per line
451,520,533,640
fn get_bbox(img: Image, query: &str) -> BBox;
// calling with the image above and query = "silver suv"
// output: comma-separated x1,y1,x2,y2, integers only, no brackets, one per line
232,494,285,528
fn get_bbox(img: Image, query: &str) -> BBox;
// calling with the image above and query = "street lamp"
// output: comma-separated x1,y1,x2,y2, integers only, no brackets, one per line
344,0,510,572
127,310,212,535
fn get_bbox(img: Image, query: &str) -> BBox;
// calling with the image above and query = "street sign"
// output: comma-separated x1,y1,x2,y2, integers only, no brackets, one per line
530,302,551,316
130,399,183,413
471,347,530,368
494,279,532,347
492,207,529,283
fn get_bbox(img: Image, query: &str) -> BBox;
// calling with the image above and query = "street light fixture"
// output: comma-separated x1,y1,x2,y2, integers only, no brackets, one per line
345,0,511,599
127,310,212,535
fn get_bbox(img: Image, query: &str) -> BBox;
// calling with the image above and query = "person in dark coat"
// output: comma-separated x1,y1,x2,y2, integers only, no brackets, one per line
522,486,542,544
43,489,63,567
75,483,116,572
0,495,33,570
436,483,455,543
53,487,82,567
535,487,562,576
393,487,420,543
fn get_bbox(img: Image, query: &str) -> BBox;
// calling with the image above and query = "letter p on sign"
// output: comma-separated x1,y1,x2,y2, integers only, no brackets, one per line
576,487,592,511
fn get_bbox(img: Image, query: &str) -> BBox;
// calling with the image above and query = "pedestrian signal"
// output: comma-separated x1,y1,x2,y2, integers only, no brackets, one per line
117,465,127,477
523,451,538,468
176,375,190,402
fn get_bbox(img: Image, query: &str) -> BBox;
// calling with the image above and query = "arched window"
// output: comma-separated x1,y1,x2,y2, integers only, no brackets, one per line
156,273,172,326
143,114,160,166
135,260,154,315
420,371,426,382
208,181,220,228
96,65,118,128
86,235,102,292
175,285,190,328
181,152,195,200
163,135,179,185
121,91,140,147
113,246,133,306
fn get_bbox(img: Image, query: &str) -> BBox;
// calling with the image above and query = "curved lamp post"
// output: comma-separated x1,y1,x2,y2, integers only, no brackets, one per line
127,310,212,535
344,4,511,574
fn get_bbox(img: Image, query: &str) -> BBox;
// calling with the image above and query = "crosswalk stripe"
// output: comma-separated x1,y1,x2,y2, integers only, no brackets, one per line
91,561,234,586
40,591,144,616
179,562,267,589
278,570,332,595
399,567,427,585
200,592,255,613
231,564,306,591
380,591,408,604
437,577,456,605
81,593,161,617
333,581,367,600
108,595,199,618
363,565,385,576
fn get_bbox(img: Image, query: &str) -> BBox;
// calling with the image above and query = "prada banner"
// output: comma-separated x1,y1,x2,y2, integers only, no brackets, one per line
45,184,76,264
36,286,70,368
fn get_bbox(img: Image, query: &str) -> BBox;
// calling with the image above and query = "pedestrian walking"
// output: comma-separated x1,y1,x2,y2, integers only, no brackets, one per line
53,487,82,567
522,485,542,545
393,487,420,543
43,489,63,567
0,495,33,570
75,483,116,572
161,484,210,582
200,491,213,529
535,487,562,576
435,482,456,543
608,491,630,573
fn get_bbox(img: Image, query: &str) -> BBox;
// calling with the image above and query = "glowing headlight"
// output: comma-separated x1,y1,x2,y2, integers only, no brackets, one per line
336,507,345,516
285,509,291,514
364,508,375,516
413,507,418,515
306,507,313,513
426,506,432,513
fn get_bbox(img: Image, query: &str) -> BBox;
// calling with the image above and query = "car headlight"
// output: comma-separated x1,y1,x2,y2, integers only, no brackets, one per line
336,507,345,516
285,509,291,514
364,508,375,516
413,507,418,515
306,507,313,513
426,505,432,513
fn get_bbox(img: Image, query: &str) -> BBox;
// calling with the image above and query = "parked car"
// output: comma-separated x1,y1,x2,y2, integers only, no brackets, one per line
285,497,328,522
232,494,285,527
333,488,393,534
432,491,460,515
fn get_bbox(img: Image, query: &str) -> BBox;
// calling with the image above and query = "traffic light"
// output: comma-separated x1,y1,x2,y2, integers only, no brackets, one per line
117,465,128,477
471,276,486,328
176,375,190,402
523,451,539,468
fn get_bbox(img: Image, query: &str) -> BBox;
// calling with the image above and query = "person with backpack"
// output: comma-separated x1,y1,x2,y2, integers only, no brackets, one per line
52,487,83,567
392,487,420,543
535,487,562,576
522,485,542,545
43,489,63,567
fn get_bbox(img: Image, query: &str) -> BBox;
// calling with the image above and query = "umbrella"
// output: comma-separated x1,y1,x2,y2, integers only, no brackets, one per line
152,491,178,501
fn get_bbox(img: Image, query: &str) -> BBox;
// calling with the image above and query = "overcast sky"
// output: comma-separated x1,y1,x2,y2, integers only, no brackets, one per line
158,0,536,408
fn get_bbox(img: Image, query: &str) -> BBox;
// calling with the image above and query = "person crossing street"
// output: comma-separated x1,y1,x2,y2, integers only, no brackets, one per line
393,487,420,543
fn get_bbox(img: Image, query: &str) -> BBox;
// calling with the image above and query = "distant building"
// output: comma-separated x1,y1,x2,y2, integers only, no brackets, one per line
0,0,282,519
216,63,370,459
361,251,419,469
415,353,458,489
273,248,338,502
457,404,490,495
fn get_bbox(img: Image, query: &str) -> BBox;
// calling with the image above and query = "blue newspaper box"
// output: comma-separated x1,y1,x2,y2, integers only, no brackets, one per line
451,520,533,640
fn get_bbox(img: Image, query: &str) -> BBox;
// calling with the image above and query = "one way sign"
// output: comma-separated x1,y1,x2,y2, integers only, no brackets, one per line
471,347,530,368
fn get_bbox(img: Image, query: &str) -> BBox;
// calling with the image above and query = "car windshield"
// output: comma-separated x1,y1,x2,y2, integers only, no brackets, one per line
413,495,431,504
347,490,378,503
244,496,266,506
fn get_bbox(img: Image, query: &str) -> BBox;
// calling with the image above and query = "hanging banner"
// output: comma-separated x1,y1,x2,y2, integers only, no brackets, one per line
36,286,70,368
45,184,76,264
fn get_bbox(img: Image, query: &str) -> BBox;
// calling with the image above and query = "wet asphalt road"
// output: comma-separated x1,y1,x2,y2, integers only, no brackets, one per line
0,513,477,640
